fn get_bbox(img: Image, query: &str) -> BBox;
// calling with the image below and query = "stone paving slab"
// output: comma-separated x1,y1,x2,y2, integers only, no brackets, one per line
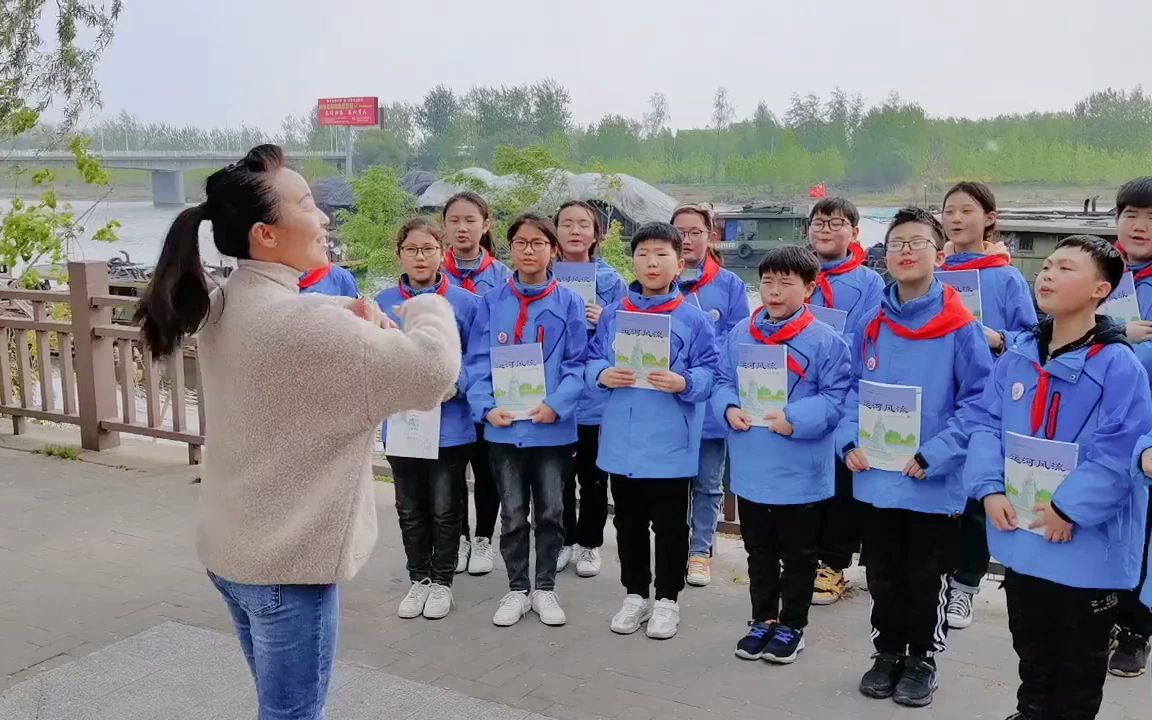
1,438,1148,719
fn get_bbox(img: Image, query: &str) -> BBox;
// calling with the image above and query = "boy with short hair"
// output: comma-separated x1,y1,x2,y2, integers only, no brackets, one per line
837,207,993,708
715,245,852,664
806,197,885,605
964,235,1152,720
1109,177,1152,677
587,221,718,641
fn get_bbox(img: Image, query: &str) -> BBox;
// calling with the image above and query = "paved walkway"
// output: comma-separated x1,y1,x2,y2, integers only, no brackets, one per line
0,429,1147,719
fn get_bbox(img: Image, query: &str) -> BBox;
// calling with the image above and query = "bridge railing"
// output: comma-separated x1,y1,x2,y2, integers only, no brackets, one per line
3,150,343,159
0,261,203,464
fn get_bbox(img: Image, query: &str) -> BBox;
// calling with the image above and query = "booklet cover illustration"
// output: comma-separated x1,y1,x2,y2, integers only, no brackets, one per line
614,311,671,391
492,343,546,420
858,380,923,472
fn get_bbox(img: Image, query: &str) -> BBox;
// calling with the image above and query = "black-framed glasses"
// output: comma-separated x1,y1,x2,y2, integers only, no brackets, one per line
885,238,935,254
400,245,441,258
810,218,851,231
510,239,551,252
677,228,706,241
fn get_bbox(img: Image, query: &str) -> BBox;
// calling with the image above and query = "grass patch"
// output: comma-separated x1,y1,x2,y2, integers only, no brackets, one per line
34,444,82,460
374,474,394,484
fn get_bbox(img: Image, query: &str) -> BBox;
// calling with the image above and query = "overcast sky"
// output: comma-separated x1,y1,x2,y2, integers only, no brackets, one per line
90,0,1150,131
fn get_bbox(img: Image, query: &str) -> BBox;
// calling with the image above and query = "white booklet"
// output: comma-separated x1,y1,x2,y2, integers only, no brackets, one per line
935,269,983,322
858,380,923,472
1004,431,1079,535
737,344,788,427
491,343,546,420
384,407,441,460
613,311,671,391
806,303,848,334
1100,271,1142,326
553,262,598,305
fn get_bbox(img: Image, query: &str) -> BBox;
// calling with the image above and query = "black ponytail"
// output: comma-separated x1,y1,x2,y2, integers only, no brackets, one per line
135,144,285,356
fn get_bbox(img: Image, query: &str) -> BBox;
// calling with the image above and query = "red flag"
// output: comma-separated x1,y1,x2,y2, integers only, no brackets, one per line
808,182,827,199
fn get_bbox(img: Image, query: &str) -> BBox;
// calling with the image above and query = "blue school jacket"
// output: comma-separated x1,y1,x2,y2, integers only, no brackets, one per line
964,323,1151,590
940,253,1037,334
443,248,513,297
679,257,750,440
835,280,994,515
810,250,885,348
587,286,718,479
713,307,852,505
575,258,628,426
464,274,587,448
1136,434,1152,607
1125,260,1152,385
375,275,479,448
299,264,359,298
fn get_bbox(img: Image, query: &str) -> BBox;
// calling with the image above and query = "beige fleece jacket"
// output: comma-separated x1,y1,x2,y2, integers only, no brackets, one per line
195,260,460,585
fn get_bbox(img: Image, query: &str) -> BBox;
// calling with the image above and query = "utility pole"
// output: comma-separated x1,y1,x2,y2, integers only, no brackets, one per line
345,126,354,177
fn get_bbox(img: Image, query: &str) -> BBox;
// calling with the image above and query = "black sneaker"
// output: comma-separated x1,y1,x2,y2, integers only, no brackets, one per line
859,652,904,698
734,621,777,660
893,655,937,707
762,625,805,664
1108,631,1150,677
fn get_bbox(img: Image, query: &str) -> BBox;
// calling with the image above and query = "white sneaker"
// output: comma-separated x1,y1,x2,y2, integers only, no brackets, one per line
492,591,531,627
398,579,433,619
467,537,494,575
575,546,601,578
645,599,680,639
530,590,567,626
610,594,652,634
946,588,975,629
455,537,471,574
556,545,574,572
422,583,453,620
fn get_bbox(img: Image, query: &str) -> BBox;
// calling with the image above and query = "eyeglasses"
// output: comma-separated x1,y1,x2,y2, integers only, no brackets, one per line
510,239,551,253
400,245,441,258
677,229,706,241
885,238,935,254
810,218,851,231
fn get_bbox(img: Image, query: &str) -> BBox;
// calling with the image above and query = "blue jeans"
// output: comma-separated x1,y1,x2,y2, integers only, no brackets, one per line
489,442,571,592
689,438,727,557
209,572,339,720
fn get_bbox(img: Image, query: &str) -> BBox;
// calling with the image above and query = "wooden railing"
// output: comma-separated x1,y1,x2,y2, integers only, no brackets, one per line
0,261,203,464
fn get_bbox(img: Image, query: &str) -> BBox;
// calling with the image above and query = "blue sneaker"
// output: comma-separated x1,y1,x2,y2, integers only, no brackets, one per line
762,625,805,664
735,621,777,660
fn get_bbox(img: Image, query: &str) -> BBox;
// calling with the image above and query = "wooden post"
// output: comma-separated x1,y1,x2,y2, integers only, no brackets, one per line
69,261,120,451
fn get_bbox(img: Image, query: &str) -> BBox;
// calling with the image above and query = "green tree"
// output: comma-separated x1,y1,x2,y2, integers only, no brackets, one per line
335,167,415,281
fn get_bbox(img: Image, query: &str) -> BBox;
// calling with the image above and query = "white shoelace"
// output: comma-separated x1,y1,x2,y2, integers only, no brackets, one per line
405,579,432,600
947,591,972,615
576,547,597,564
427,584,451,604
499,591,527,610
474,539,492,556
534,590,560,611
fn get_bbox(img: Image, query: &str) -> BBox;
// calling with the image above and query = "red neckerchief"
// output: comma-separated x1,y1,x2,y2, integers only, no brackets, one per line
861,286,975,370
1030,344,1104,438
398,274,448,300
443,249,494,293
814,243,866,310
298,264,333,291
621,294,685,314
748,307,814,379
943,254,1011,271
1133,265,1152,282
681,254,721,295
508,278,558,344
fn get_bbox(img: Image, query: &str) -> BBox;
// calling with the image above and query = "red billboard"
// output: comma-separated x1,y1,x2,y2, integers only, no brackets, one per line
317,97,379,127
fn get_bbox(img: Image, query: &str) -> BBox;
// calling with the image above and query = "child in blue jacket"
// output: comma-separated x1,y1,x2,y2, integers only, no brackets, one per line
938,182,1039,631
553,201,627,579
837,208,993,708
806,197,885,606
1109,177,1152,677
299,262,359,298
374,218,479,622
587,222,718,641
963,235,1152,720
672,203,749,588
439,191,513,575
715,245,851,665
465,214,586,629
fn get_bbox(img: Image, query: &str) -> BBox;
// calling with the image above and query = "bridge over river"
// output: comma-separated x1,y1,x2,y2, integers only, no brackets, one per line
0,150,346,206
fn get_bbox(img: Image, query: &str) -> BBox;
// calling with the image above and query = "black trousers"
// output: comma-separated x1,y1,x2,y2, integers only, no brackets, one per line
861,506,959,656
739,497,820,629
611,476,690,602
460,427,500,541
563,424,610,548
1005,570,1120,720
1114,496,1152,640
817,458,860,570
951,497,991,590
489,443,571,592
389,444,471,586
